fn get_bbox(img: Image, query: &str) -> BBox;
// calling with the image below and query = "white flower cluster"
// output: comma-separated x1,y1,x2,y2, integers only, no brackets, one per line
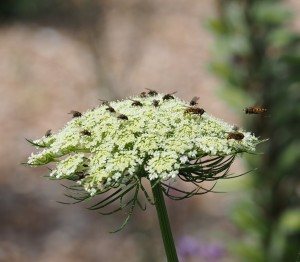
27,93,259,195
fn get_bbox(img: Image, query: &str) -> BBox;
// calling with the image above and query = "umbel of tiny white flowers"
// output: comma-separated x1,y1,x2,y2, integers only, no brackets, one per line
24,91,260,231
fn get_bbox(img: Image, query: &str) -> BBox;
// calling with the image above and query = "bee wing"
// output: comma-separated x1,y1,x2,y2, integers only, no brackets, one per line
191,96,200,102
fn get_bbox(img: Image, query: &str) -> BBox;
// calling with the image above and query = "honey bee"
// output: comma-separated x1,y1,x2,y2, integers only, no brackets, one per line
243,106,267,114
184,107,205,116
117,114,129,120
106,106,116,113
80,129,92,136
130,99,143,107
153,99,160,107
162,92,177,100
68,110,82,118
45,129,52,137
140,92,147,98
98,99,110,106
146,88,158,96
189,96,200,106
226,131,244,141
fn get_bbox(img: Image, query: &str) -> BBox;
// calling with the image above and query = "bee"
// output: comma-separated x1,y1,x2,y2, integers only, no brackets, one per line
140,92,147,98
189,96,200,106
68,110,82,118
226,131,244,141
146,88,158,96
80,129,92,136
98,99,110,106
162,92,177,100
106,106,116,113
184,107,205,116
243,106,267,114
45,129,52,137
153,99,160,107
130,99,143,107
117,114,129,120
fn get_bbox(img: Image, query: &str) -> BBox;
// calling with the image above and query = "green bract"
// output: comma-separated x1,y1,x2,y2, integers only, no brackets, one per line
26,93,258,198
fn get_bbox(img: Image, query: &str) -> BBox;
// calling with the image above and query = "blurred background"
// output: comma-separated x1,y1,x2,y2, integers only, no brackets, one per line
0,0,299,261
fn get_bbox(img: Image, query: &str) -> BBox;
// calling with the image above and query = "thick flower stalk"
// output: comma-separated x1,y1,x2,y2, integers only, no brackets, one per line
24,92,260,261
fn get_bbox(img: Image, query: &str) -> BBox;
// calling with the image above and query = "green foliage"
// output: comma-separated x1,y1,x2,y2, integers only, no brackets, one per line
0,0,52,19
209,0,300,261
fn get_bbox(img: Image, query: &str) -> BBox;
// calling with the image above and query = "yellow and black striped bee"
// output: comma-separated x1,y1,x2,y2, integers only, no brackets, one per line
162,92,177,100
106,106,116,113
153,99,160,107
146,88,158,96
117,114,129,120
80,129,92,136
184,107,205,116
189,96,200,106
130,99,143,107
68,110,82,118
226,131,244,141
244,106,267,114
45,129,52,137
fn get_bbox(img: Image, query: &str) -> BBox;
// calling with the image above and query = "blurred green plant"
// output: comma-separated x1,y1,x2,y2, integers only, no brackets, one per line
208,0,300,261
0,0,52,19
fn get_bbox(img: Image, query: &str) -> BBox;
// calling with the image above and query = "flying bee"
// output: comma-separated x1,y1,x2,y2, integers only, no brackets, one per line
68,110,82,118
106,106,116,113
98,99,110,106
80,129,91,136
130,99,143,107
226,131,244,141
189,96,200,106
140,91,147,98
243,106,267,114
117,114,129,120
153,99,160,107
45,129,52,137
162,92,177,100
184,107,205,116
146,88,158,96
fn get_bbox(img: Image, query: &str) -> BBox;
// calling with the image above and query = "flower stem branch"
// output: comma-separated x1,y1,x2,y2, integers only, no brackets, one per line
151,181,179,262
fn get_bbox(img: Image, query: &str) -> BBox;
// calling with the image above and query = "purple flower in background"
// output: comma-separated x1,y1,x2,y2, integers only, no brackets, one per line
177,236,225,261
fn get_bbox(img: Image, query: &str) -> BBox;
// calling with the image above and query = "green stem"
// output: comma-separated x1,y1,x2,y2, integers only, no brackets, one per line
151,181,179,262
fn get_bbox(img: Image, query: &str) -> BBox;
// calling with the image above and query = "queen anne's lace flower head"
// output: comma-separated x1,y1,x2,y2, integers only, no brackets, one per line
26,93,259,195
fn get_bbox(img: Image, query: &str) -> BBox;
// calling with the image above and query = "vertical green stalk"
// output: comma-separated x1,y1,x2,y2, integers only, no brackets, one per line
151,181,179,262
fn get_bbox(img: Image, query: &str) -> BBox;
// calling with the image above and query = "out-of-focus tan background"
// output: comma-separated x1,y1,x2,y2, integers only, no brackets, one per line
0,1,299,261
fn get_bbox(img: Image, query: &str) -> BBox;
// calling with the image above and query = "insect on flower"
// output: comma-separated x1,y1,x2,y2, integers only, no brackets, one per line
130,99,143,107
98,99,110,106
184,107,205,116
68,110,82,118
163,92,177,100
226,131,244,141
80,129,92,136
189,96,200,106
146,88,158,96
244,106,267,114
45,129,52,137
153,100,160,107
106,106,116,113
117,114,129,120
140,92,147,98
